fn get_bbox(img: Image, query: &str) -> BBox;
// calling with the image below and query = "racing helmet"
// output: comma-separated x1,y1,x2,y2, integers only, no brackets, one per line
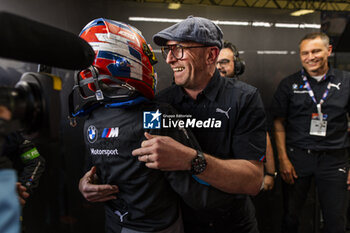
79,18,157,100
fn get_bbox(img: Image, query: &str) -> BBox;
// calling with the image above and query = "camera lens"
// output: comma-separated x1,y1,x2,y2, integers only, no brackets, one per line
0,82,42,133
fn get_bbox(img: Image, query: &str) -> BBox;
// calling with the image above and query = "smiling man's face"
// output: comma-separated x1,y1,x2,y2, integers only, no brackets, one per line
165,41,209,90
299,36,332,76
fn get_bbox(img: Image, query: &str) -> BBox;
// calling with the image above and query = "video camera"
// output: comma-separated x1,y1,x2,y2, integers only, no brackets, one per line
0,71,62,139
0,12,94,146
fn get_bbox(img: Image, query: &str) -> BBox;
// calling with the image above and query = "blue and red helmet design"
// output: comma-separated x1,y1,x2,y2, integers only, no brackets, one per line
79,18,157,99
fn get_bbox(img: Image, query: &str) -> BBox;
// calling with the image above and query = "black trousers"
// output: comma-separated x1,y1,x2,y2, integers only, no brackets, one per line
281,147,349,233
182,196,259,233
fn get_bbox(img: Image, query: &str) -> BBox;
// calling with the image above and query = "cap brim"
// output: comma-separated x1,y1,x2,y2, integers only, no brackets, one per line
153,33,179,46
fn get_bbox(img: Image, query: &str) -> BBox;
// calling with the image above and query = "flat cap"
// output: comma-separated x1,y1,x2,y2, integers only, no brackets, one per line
153,16,223,49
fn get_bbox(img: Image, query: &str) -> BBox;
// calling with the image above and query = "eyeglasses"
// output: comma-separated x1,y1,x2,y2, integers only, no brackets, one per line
216,59,231,66
161,44,211,60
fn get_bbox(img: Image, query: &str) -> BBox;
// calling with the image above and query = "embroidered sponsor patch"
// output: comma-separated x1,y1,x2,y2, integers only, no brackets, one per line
101,127,119,138
20,148,40,162
87,125,98,143
90,148,118,156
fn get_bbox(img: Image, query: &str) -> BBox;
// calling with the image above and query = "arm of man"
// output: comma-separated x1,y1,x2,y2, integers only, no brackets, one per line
263,132,276,191
134,88,266,195
133,132,263,195
157,124,250,211
18,155,45,195
4,132,45,204
16,134,46,196
274,117,297,184
197,153,263,195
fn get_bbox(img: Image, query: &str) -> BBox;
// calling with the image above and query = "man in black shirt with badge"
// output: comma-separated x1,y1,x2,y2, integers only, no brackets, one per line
272,32,350,233
132,16,266,233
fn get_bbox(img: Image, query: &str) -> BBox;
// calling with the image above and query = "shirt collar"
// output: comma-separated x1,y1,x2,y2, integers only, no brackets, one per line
173,69,222,104
302,64,335,82
326,66,335,80
201,69,222,102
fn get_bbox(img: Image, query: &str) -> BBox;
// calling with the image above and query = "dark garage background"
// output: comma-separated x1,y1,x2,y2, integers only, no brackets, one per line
0,0,349,232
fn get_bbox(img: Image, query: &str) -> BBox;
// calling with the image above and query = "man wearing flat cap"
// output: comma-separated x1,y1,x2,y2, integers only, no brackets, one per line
132,16,267,233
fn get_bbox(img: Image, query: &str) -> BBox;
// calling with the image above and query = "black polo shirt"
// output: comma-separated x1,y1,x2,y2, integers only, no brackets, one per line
156,69,266,161
271,67,350,150
156,70,266,232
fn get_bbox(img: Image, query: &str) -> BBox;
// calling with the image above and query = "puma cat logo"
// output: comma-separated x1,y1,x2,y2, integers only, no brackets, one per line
114,210,128,222
216,107,231,119
338,168,346,173
328,82,341,90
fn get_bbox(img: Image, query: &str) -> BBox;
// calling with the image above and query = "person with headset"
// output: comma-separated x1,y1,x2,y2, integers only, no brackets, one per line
216,41,245,78
216,41,277,191
76,18,245,233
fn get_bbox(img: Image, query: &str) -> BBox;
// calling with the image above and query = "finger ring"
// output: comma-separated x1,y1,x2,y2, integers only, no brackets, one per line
146,155,150,163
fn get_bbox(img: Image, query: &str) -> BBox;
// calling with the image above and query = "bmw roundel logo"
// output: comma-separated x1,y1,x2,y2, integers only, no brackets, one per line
87,125,98,143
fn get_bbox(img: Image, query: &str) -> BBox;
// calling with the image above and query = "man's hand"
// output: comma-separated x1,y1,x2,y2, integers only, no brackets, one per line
16,182,29,206
79,166,119,202
347,170,350,191
0,105,11,121
263,175,275,191
279,157,297,184
132,132,195,171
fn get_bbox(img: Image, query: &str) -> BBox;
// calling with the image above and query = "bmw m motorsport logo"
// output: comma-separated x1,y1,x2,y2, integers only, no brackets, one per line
143,110,161,129
102,127,119,138
87,125,98,143
87,126,120,143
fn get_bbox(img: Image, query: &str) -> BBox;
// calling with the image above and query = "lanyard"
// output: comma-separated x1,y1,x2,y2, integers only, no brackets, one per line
301,69,330,121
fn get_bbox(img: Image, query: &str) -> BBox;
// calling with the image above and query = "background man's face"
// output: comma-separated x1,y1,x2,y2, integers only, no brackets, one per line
216,48,235,77
299,37,332,76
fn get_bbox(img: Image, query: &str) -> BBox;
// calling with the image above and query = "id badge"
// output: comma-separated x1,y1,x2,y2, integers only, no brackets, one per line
310,113,327,136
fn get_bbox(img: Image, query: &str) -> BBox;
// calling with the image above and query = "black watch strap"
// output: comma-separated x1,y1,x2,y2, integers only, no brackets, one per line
190,150,207,175
266,172,277,178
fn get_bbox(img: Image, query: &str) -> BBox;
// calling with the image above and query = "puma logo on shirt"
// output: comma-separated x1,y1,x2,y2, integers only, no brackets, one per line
114,210,128,222
328,82,341,90
216,107,231,119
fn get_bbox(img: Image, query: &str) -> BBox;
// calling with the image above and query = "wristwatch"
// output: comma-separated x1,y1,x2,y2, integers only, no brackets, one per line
190,150,207,175
266,172,277,179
